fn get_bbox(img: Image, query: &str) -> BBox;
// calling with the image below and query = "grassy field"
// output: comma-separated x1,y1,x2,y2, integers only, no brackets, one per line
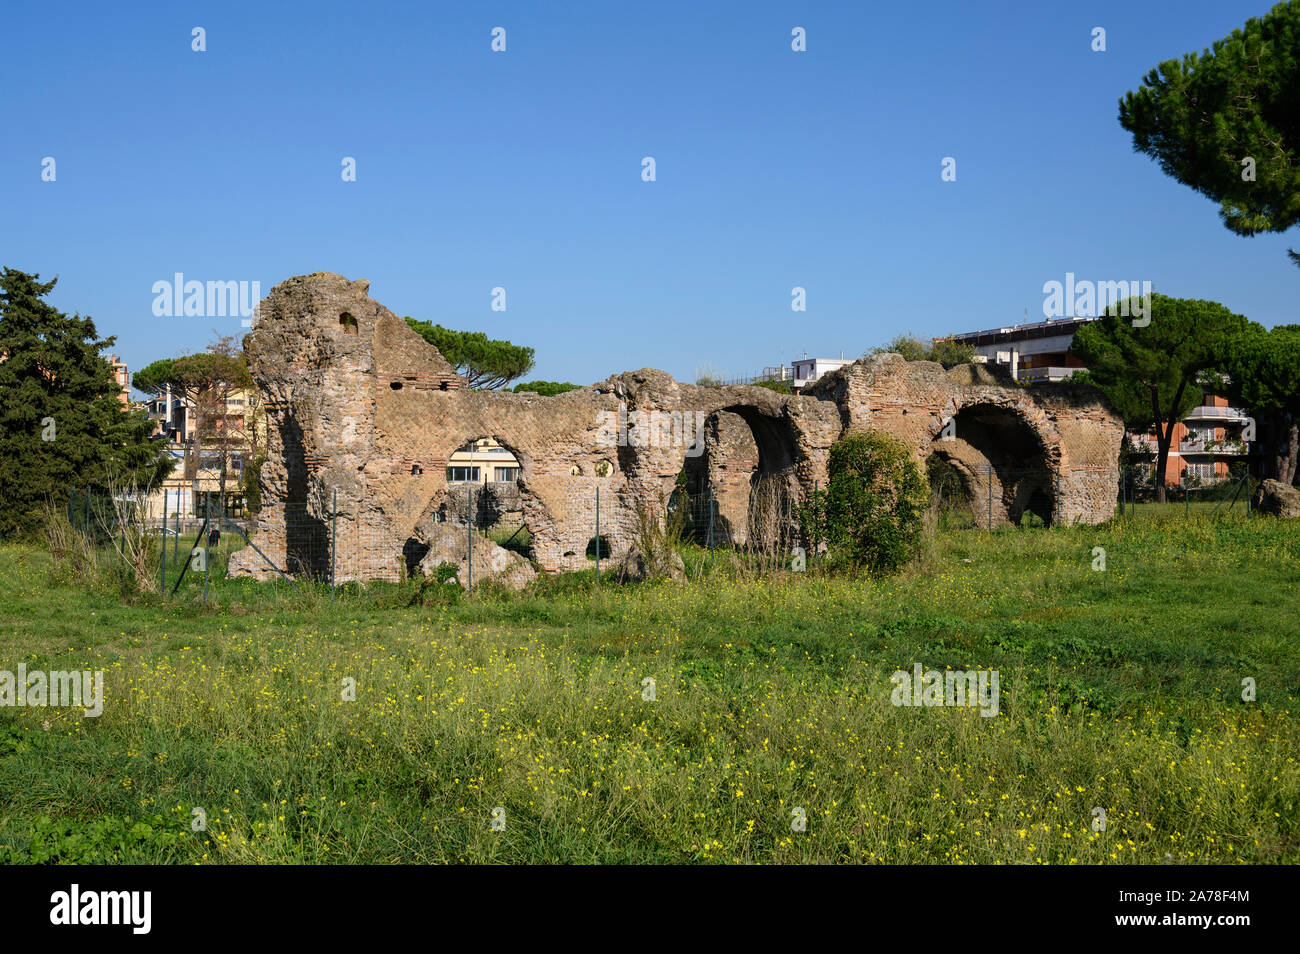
0,510,1297,864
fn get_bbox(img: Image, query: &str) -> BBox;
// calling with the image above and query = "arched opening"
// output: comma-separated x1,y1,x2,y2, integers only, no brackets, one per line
925,451,975,529
671,405,801,554
404,432,540,575
938,403,1056,527
339,312,358,335
441,436,525,532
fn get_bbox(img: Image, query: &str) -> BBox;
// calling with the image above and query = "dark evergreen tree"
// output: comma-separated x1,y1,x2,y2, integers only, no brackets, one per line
0,268,172,537
1119,1,1300,267
1070,295,1252,502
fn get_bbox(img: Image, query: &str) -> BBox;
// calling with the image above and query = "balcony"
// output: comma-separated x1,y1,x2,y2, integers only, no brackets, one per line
1127,435,1159,453
1185,405,1250,422
1015,366,1080,382
1180,439,1248,455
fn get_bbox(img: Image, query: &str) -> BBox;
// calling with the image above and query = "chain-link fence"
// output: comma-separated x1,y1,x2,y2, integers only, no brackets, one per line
927,463,1065,529
60,486,298,603
1116,462,1256,517
56,455,1266,604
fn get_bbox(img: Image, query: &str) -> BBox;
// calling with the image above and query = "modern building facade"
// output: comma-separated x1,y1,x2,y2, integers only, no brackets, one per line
445,437,521,484
136,383,266,518
788,357,854,391
948,317,1093,383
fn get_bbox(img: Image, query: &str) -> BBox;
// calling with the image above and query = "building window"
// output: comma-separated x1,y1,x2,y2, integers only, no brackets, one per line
495,466,519,482
446,466,480,482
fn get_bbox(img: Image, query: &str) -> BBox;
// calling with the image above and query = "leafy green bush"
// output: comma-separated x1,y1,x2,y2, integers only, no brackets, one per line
511,380,580,396
821,430,928,572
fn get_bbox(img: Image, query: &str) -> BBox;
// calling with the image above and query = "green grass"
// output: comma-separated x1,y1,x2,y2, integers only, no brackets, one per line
0,510,1296,864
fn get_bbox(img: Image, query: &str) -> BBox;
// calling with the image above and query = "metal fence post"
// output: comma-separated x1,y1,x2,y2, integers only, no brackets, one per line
595,486,601,582
331,489,338,600
160,496,167,596
202,492,211,603
706,485,714,549
467,486,473,594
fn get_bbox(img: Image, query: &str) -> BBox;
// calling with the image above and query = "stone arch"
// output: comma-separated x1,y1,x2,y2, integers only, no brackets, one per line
401,431,546,575
436,433,531,525
934,401,1060,527
672,401,802,551
924,448,976,528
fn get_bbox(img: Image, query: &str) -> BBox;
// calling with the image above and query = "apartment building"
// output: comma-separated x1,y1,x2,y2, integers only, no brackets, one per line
446,437,520,484
138,384,265,518
1126,393,1252,485
947,317,1093,383
108,354,131,405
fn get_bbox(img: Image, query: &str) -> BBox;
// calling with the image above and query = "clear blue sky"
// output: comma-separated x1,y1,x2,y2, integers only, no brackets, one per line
2,0,1294,392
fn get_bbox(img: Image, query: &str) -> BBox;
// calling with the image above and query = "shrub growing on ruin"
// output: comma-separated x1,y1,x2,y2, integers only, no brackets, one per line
822,430,929,573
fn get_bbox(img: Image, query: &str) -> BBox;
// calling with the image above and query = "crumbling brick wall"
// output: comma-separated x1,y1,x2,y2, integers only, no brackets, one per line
229,273,1122,582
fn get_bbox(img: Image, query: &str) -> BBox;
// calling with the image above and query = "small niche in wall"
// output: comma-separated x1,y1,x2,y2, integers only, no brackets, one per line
339,312,358,335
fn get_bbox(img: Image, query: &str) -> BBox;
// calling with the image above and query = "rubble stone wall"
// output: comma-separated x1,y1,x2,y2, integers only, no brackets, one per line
230,273,1123,582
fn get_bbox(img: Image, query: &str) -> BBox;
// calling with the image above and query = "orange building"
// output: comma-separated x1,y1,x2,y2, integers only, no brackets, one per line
1127,393,1251,486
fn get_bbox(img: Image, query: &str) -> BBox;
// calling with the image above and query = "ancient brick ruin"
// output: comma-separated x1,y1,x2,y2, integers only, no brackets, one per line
229,272,1124,583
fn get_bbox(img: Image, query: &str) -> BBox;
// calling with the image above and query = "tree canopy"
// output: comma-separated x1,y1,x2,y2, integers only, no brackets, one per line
133,350,250,399
0,268,172,537
1210,323,1300,483
404,318,535,389
1070,294,1253,500
1118,1,1300,266
133,338,254,497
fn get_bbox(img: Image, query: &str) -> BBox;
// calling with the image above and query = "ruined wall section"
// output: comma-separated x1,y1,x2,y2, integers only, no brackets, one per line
232,274,1122,583
808,354,1122,526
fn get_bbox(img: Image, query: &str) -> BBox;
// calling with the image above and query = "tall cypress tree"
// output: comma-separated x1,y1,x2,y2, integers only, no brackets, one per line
0,268,172,537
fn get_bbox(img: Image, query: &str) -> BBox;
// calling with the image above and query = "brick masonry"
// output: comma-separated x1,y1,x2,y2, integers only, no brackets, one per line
229,273,1123,582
